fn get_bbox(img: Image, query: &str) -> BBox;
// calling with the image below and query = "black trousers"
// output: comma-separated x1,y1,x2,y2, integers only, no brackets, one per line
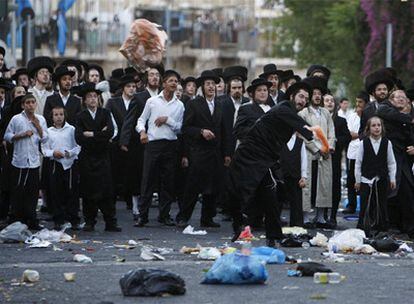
230,170,283,240
311,160,318,208
49,161,80,226
357,179,388,234
139,140,177,220
9,166,39,228
83,197,116,227
0,145,12,220
284,176,303,227
331,152,342,219
346,159,357,210
177,193,217,223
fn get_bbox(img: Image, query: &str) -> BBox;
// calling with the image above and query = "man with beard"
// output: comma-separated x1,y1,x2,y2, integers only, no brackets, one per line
44,66,82,126
176,70,230,228
359,70,394,135
376,90,414,238
27,56,56,115
105,75,139,220
259,64,285,105
119,65,163,215
299,77,335,228
228,81,319,246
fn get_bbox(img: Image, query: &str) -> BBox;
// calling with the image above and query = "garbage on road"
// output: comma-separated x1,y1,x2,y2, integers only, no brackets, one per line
27,240,52,248
140,246,165,261
281,234,312,248
353,244,377,254
295,262,332,277
182,225,207,235
73,254,93,264
197,247,221,260
120,269,186,297
282,226,308,236
64,272,76,282
236,226,255,241
25,228,72,246
22,270,40,283
328,229,365,253
313,272,345,284
251,246,286,264
366,237,401,253
180,246,200,254
0,222,32,243
310,232,329,248
202,252,268,284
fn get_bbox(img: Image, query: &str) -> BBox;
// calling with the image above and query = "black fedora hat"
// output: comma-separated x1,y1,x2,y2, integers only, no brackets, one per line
77,82,102,98
87,64,105,80
281,70,301,83
118,74,136,88
27,56,56,78
124,66,138,76
182,76,197,87
364,70,394,95
0,78,14,91
110,68,125,80
306,64,331,80
212,68,224,79
259,63,283,79
60,59,82,76
285,81,313,99
303,77,328,95
223,65,248,82
11,68,29,82
0,46,5,57
246,78,272,94
196,70,220,87
52,65,75,82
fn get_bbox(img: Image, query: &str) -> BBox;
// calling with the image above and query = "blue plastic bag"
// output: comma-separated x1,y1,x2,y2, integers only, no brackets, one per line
202,253,268,284
251,246,285,264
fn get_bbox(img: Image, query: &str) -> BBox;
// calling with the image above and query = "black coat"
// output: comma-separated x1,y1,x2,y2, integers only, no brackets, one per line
266,90,285,107
234,102,266,142
75,108,114,200
220,95,250,155
359,101,378,136
182,95,228,194
44,93,82,126
229,100,313,206
105,96,130,142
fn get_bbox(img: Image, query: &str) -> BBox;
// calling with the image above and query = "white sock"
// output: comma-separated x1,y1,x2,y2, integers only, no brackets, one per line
132,196,139,215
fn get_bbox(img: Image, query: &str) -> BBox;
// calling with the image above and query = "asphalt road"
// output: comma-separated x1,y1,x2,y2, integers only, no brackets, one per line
0,202,413,304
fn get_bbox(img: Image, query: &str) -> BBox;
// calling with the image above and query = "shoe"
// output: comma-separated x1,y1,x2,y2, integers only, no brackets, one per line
82,224,95,232
231,228,242,242
134,218,148,227
158,217,175,226
176,220,188,228
315,221,336,229
105,225,122,232
342,207,356,214
266,239,276,248
133,214,139,221
303,222,316,229
200,220,221,228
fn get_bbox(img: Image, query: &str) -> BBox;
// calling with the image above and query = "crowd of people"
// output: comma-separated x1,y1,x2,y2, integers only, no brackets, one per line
1,44,414,247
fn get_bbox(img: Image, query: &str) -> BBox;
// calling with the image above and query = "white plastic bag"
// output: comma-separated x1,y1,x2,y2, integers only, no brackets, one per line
73,254,93,264
328,229,366,252
309,232,328,248
0,222,32,243
198,247,221,260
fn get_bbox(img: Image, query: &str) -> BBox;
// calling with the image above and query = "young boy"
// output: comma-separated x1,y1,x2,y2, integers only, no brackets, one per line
4,94,48,230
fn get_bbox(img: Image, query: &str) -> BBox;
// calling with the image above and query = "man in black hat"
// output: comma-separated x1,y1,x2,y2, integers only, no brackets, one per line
61,59,82,86
135,70,184,227
259,63,285,105
181,76,197,104
105,74,139,220
212,68,225,97
12,68,30,90
280,70,301,93
74,82,121,232
359,70,394,135
43,66,81,127
27,56,56,115
176,70,230,228
306,64,331,81
86,64,105,84
124,67,145,93
228,81,318,246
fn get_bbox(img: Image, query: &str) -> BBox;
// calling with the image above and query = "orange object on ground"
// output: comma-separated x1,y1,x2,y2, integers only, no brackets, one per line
238,226,254,241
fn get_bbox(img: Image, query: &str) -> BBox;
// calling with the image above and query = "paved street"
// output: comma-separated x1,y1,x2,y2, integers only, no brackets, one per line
1,202,414,304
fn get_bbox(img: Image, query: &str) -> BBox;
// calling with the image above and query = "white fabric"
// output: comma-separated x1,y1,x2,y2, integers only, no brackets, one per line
28,86,53,115
206,98,215,115
122,96,131,111
41,123,80,170
286,133,308,178
338,108,354,122
136,91,184,141
59,91,70,106
88,108,96,120
258,104,271,113
354,137,396,184
147,87,159,97
4,111,48,168
347,112,361,159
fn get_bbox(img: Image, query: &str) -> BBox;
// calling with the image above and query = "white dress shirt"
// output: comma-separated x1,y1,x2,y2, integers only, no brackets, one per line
346,112,360,159
355,136,396,184
42,123,81,170
147,87,159,98
123,96,132,111
136,91,184,141
59,91,70,106
259,104,271,113
4,111,48,168
287,133,308,178
338,108,354,122
206,98,215,115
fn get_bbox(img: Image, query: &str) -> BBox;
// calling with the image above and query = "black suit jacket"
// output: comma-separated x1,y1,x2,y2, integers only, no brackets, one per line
105,96,133,142
359,101,379,136
220,95,250,154
44,93,82,126
119,90,151,146
234,102,266,142
332,115,352,160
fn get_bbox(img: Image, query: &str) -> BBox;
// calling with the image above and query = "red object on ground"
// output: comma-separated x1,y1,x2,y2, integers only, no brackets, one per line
238,226,254,240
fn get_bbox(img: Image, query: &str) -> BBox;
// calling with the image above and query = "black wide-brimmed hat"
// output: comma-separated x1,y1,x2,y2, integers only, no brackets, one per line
285,81,313,99
0,78,14,91
364,70,394,95
0,46,5,57
11,68,29,82
281,70,301,83
52,65,75,82
87,64,105,80
60,59,82,76
27,56,56,78
259,63,283,79
306,64,331,80
303,77,328,95
196,70,220,87
212,68,224,80
76,82,102,98
246,78,272,94
182,76,197,87
124,66,138,76
118,74,136,88
223,65,248,82
110,68,125,80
